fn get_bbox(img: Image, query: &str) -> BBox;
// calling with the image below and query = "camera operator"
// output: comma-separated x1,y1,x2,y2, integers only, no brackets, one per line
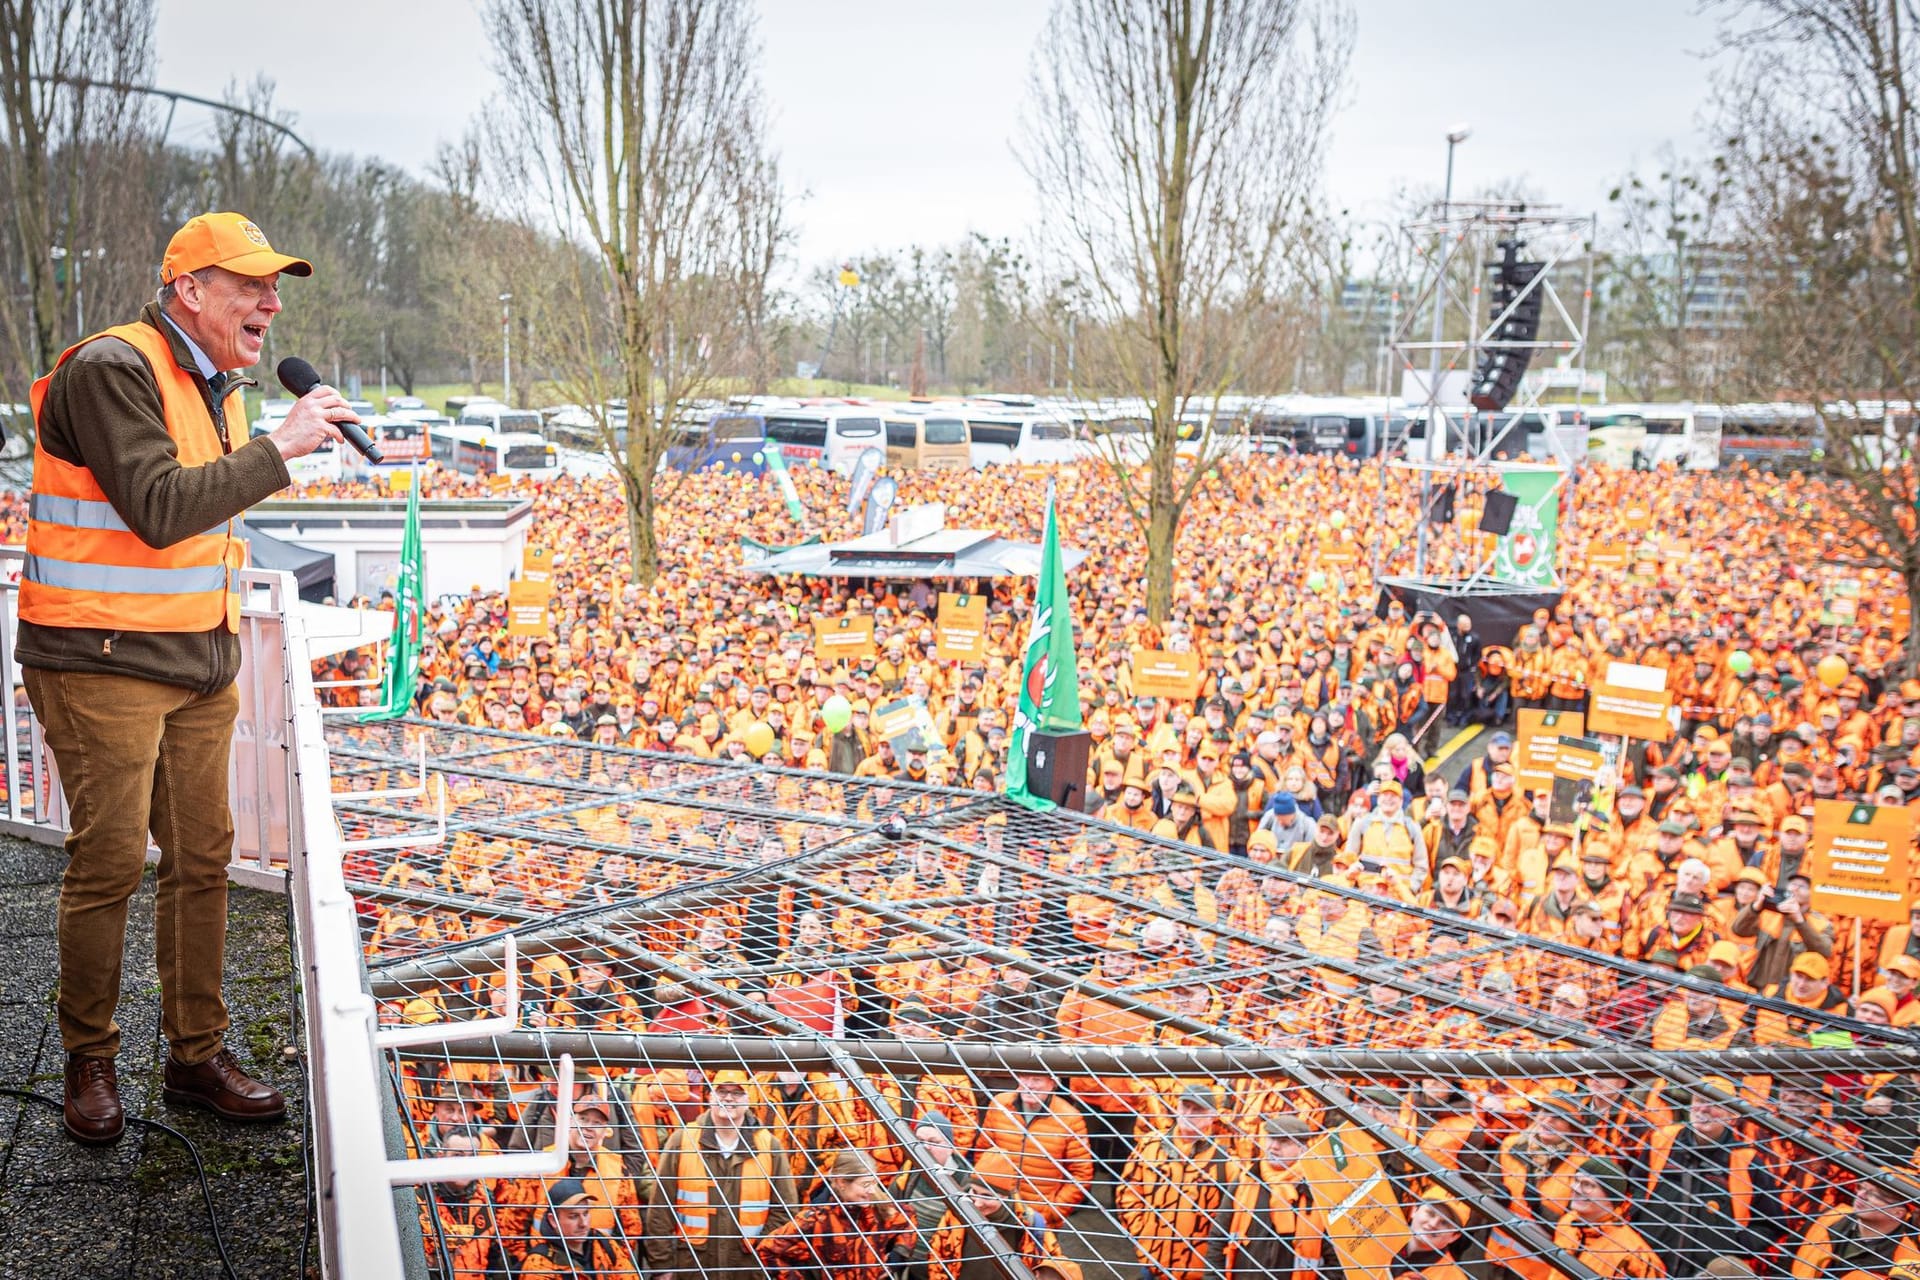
1729,869,1834,994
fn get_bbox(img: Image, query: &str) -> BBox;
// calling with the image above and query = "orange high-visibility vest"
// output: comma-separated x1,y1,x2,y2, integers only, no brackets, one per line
22,321,245,633
672,1124,773,1245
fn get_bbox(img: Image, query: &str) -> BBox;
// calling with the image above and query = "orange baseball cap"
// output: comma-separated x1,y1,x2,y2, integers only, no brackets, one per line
161,212,313,283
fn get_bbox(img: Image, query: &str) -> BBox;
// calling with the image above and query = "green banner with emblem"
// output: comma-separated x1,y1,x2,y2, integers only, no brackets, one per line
1491,466,1561,587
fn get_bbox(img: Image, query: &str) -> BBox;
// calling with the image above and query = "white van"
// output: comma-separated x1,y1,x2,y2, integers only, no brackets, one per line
822,407,886,474
963,411,1088,466
456,401,547,438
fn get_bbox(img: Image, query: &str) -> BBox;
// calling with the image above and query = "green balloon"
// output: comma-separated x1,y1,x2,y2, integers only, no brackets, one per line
1305,571,1328,592
752,450,766,465
1727,650,1753,676
821,695,852,735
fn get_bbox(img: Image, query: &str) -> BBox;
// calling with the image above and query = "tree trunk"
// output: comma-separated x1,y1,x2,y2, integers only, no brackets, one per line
1144,442,1179,623
1905,555,1920,679
621,465,660,587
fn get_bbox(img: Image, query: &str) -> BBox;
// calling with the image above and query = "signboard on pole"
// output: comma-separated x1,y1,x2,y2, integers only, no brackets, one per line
813,614,877,662
1296,1127,1409,1280
935,593,988,661
506,579,551,636
1808,800,1914,924
1548,735,1608,826
1587,661,1674,742
1514,709,1584,790
1130,649,1202,700
521,544,554,587
872,695,944,756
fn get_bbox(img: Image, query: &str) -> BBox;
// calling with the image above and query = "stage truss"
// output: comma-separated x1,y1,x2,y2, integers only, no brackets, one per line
332,719,1920,1280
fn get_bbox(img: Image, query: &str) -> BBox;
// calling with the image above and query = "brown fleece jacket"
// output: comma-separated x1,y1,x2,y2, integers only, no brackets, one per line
16,302,292,693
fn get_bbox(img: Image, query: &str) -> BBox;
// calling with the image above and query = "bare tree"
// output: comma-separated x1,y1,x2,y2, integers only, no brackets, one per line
1708,0,1920,673
481,0,785,583
1596,150,1737,399
0,0,158,405
1020,0,1352,621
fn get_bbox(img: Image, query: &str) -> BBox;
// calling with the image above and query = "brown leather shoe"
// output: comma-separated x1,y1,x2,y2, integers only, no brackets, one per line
163,1048,287,1122
64,1052,125,1145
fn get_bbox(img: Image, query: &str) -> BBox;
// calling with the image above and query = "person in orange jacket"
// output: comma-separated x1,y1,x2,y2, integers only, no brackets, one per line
973,1068,1094,1228
519,1178,641,1279
1551,1157,1666,1279
1790,1175,1920,1279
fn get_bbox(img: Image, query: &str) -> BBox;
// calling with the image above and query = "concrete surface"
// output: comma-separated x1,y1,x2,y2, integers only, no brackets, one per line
0,837,311,1280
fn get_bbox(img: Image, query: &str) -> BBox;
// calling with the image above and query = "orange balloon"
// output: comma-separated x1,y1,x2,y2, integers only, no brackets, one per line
1816,655,1849,688
743,721,775,759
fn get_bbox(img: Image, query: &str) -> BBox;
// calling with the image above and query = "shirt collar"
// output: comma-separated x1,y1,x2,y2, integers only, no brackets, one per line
159,311,222,381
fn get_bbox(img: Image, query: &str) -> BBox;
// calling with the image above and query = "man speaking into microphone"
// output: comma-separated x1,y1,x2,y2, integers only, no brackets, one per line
16,212,353,1145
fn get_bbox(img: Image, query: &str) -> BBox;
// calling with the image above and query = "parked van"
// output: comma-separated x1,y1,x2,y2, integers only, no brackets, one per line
963,410,1088,466
883,411,971,470
456,400,547,437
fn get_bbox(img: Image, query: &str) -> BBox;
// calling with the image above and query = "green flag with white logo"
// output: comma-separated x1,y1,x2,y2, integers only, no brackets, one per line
361,470,423,722
1492,466,1561,587
1005,495,1081,810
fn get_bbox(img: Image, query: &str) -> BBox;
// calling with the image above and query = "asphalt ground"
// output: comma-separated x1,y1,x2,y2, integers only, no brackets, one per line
0,837,311,1280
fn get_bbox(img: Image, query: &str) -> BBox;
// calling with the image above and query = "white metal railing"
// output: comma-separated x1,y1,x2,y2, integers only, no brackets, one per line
0,551,299,889
282,595,412,1277
0,553,413,1276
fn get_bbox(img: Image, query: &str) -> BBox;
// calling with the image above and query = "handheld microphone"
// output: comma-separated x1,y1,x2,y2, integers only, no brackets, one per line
275,356,383,463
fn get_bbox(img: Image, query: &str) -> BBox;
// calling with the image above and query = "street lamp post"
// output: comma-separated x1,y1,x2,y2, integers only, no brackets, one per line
500,292,513,407
1414,124,1471,577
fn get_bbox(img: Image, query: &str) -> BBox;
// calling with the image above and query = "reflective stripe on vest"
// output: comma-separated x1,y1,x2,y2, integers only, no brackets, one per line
673,1126,773,1246
21,321,244,634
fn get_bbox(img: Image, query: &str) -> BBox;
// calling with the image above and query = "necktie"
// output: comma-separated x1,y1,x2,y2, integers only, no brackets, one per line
208,372,230,400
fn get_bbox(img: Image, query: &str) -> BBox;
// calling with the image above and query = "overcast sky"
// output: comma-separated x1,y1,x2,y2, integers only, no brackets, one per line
155,0,1727,264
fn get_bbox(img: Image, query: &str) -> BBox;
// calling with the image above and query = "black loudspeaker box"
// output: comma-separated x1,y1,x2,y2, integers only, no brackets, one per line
1027,729,1093,810
1478,489,1519,536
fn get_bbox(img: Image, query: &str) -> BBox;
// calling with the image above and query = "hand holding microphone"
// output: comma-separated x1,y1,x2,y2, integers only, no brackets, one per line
274,356,383,463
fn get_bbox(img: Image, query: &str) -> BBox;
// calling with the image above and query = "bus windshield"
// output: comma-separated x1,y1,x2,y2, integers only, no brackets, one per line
505,444,555,470
923,418,967,446
711,415,766,442
835,417,883,439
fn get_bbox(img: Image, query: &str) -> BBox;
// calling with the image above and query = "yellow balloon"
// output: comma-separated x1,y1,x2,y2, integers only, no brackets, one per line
1816,654,1849,688
743,721,775,759
1329,511,1346,529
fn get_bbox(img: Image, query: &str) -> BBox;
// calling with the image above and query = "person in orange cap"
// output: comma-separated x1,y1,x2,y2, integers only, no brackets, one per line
19,210,347,1147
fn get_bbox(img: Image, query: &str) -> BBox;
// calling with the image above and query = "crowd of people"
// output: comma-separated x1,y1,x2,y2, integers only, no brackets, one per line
198,449,1920,1277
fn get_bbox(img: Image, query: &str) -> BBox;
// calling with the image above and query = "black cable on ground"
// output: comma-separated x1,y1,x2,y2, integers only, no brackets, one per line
0,1086,244,1280
288,885,317,1280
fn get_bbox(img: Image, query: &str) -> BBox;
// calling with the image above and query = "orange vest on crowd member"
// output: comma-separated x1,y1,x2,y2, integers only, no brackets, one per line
671,1125,774,1246
22,321,247,633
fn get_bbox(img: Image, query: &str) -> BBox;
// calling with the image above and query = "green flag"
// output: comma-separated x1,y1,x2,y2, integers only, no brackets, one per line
361,470,424,722
1491,465,1561,587
1005,495,1081,810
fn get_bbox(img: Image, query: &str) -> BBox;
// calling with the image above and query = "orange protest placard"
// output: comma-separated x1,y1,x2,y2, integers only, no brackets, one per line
1586,661,1674,743
522,544,554,587
1623,500,1652,530
506,578,551,637
1295,1127,1409,1280
1130,649,1201,700
1514,708,1584,789
935,593,988,661
1319,537,1359,565
1587,541,1628,568
1809,800,1914,924
814,614,877,662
